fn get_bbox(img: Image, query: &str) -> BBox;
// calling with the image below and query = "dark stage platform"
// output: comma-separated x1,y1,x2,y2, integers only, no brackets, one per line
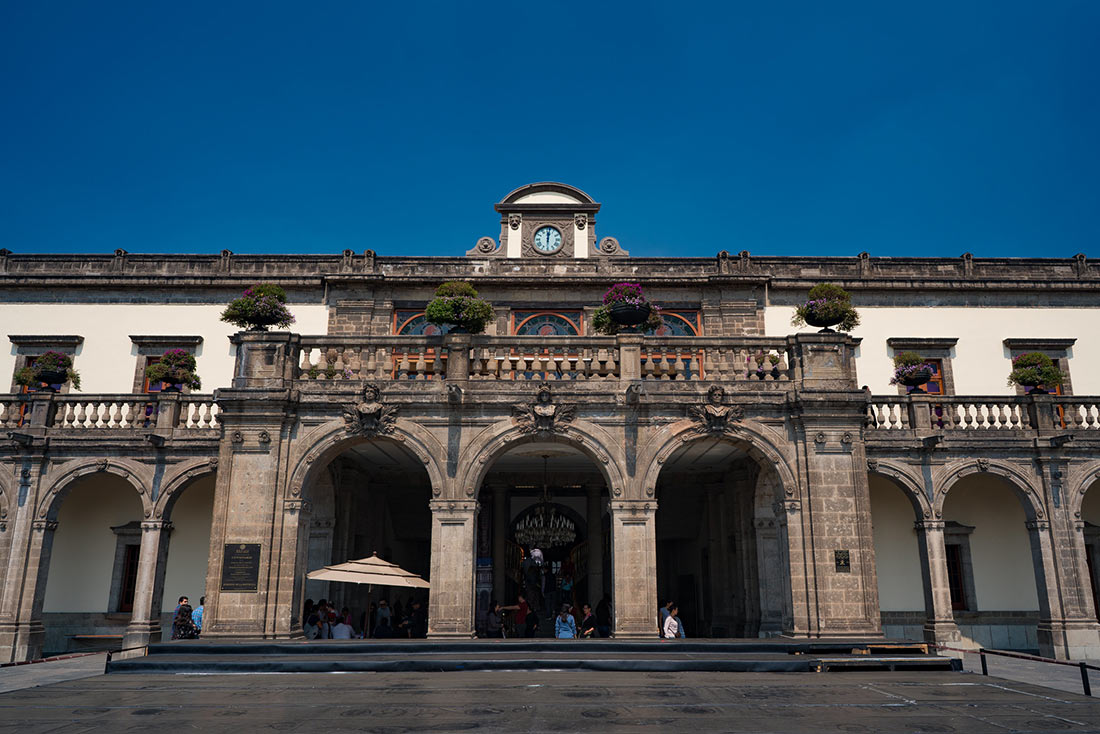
107,638,961,675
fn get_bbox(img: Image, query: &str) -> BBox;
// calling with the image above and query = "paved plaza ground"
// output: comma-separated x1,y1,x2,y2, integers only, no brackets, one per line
2,666,1100,733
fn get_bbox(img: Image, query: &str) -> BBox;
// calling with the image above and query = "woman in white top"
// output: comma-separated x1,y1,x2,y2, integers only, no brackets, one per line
662,604,680,639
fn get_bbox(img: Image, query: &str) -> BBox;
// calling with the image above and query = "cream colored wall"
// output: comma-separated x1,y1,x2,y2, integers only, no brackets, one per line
513,192,581,204
868,477,925,611
765,306,1100,395
942,475,1039,610
1,304,329,394
160,476,215,609
43,475,144,613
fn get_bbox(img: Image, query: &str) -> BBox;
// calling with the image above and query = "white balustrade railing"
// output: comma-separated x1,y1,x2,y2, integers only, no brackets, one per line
868,398,911,429
52,396,153,429
1056,399,1100,429
178,397,219,428
0,396,31,428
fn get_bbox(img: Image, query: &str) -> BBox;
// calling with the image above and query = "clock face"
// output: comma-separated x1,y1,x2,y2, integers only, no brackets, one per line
533,226,563,254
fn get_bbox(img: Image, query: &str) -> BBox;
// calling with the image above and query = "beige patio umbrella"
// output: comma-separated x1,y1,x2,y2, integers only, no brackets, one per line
306,553,430,589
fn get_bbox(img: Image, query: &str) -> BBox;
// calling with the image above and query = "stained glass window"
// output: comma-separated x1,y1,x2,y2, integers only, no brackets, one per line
513,311,582,336
394,311,451,336
646,311,700,336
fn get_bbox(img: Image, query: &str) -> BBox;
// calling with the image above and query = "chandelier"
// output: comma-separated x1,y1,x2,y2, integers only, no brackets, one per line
513,456,577,549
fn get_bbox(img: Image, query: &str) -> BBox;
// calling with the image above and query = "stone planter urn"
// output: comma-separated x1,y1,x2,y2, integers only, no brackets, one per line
35,370,69,391
899,368,934,393
804,312,845,332
608,303,651,327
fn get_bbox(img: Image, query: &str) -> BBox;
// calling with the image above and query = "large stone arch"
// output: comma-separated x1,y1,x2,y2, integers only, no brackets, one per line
454,418,627,501
637,419,799,502
933,459,1045,520
154,458,219,520
868,460,933,520
286,418,448,503
1068,461,1100,520
36,458,153,521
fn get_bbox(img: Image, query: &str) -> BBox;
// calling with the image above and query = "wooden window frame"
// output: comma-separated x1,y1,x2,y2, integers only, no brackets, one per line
886,338,958,396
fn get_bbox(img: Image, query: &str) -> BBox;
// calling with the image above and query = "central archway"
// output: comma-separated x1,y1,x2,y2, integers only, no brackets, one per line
468,431,619,638
652,436,791,638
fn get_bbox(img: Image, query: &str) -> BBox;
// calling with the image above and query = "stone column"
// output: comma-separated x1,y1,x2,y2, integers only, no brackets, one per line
586,484,604,605
610,499,657,639
122,520,172,650
492,487,508,604
427,500,477,638
913,519,962,647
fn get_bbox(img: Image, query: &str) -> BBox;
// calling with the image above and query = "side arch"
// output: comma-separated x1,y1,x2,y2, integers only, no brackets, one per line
868,460,933,520
454,419,628,501
1068,461,1100,519
154,459,219,520
36,458,153,521
934,459,1045,520
286,418,448,502
637,420,800,502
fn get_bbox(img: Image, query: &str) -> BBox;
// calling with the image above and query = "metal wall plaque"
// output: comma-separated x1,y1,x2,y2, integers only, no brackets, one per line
834,549,851,573
220,543,261,591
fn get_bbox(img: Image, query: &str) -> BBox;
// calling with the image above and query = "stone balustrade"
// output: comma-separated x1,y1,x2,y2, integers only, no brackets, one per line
293,334,800,384
868,394,1100,434
0,392,220,433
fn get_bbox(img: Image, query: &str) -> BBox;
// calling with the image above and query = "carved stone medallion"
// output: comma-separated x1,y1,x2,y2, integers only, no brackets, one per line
512,385,577,435
343,383,399,436
687,385,744,435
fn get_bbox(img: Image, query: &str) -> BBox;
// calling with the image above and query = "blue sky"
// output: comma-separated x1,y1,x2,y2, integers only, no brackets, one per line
2,2,1097,258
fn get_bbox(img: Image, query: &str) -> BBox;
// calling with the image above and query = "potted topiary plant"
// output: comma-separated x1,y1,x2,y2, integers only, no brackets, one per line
144,349,201,392
1008,352,1065,394
425,281,494,334
791,284,860,333
889,352,935,393
220,284,296,331
15,351,81,392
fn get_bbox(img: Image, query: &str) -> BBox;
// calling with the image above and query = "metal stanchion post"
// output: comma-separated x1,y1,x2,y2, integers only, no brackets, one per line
979,649,988,676
1081,662,1092,697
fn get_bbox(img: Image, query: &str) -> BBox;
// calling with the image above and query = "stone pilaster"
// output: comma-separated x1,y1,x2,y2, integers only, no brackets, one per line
913,519,962,647
610,499,657,639
122,520,172,650
1028,518,1100,659
203,331,298,640
427,499,477,638
0,453,51,663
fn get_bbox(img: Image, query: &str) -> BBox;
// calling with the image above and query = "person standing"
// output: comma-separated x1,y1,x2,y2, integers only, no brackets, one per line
579,603,597,639
555,604,577,639
172,603,199,640
485,601,504,638
409,599,428,638
662,604,681,639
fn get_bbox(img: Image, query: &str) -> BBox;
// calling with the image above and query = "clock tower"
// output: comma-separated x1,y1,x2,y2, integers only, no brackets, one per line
466,182,628,258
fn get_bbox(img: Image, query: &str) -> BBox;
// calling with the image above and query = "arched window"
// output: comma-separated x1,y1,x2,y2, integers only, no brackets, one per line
394,311,451,336
648,311,700,337
512,311,583,336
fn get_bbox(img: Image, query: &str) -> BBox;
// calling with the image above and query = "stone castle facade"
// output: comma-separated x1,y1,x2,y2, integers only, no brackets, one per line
1,183,1099,662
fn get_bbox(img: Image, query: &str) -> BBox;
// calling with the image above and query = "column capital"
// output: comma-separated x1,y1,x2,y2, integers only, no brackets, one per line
283,498,312,515
1026,519,1052,531
31,519,58,533
609,499,656,516
140,520,173,533
914,519,946,532
430,499,479,516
